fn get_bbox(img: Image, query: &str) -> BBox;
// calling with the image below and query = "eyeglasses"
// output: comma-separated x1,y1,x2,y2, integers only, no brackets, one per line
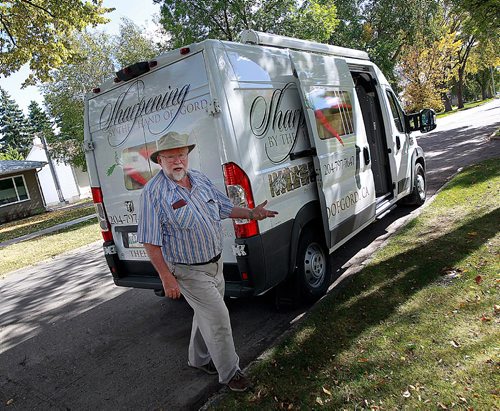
158,153,188,163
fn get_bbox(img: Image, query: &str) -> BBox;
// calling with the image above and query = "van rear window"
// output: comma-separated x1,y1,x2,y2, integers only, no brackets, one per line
307,88,354,140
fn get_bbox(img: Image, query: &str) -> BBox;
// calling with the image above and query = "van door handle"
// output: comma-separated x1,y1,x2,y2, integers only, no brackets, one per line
289,147,317,160
363,147,370,165
396,136,401,150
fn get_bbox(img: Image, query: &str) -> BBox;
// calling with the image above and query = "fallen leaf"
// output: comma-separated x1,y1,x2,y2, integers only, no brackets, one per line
475,276,483,284
316,397,324,405
467,232,478,237
480,316,492,322
403,390,411,398
322,387,332,396
6,399,14,406
358,358,369,363
450,340,460,348
437,402,448,409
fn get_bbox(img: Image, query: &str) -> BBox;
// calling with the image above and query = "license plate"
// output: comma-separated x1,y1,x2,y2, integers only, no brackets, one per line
126,232,141,248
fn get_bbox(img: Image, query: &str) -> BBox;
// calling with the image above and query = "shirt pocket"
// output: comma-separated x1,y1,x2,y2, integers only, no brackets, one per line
161,198,195,232
199,191,221,222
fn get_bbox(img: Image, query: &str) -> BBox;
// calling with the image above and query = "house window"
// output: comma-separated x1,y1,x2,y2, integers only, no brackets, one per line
0,175,30,207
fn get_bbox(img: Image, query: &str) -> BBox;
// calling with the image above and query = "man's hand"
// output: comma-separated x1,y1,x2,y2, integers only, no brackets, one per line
143,243,182,299
248,200,278,221
161,274,181,299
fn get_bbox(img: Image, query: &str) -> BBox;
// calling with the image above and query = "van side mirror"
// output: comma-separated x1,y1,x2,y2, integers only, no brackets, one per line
406,108,437,133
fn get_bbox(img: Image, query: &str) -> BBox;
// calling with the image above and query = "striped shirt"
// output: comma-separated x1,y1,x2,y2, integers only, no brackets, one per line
137,169,234,264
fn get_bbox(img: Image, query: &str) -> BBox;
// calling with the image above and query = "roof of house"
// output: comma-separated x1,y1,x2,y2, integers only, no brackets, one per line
0,160,47,176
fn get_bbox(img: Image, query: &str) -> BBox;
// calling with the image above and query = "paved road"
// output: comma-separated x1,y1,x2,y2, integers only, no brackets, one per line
1,100,498,410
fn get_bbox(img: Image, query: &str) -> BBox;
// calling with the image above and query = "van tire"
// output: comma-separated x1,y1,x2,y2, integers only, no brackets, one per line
402,162,426,206
295,228,331,302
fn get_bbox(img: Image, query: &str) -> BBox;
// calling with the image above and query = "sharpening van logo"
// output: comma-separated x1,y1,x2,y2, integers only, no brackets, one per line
249,82,307,164
98,80,191,147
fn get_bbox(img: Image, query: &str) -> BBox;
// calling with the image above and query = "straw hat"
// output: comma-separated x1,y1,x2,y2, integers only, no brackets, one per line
150,131,196,163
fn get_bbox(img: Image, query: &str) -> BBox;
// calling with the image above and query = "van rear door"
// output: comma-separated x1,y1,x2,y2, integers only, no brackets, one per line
87,51,228,265
289,51,376,249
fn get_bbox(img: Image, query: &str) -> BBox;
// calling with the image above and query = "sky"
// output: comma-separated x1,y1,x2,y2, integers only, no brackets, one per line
0,0,162,113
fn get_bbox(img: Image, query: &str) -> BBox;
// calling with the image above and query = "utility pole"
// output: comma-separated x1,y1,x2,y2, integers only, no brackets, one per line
39,133,67,205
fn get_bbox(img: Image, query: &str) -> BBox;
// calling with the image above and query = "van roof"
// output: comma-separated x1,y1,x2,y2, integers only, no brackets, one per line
238,30,370,61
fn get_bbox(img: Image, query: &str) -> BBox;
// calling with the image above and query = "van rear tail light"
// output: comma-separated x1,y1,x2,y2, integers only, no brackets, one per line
223,162,259,238
91,187,113,242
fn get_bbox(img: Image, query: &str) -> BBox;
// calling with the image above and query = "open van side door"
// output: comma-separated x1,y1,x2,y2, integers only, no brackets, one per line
289,51,376,250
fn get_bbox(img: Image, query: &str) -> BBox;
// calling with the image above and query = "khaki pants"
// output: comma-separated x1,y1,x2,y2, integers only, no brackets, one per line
172,261,239,384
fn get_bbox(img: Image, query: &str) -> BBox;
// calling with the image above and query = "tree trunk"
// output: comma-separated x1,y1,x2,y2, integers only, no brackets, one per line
457,67,465,109
442,92,453,112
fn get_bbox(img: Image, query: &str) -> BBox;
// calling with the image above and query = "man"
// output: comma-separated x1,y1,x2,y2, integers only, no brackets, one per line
137,131,278,392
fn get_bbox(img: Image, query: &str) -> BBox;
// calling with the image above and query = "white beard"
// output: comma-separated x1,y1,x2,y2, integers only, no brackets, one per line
171,169,187,182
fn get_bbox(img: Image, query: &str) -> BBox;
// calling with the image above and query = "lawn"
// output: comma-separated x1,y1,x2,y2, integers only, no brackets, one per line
210,158,500,410
0,202,102,277
0,201,96,243
436,98,495,118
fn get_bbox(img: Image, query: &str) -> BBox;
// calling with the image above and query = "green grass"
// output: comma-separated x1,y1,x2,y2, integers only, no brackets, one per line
437,98,494,118
210,158,500,410
0,219,101,277
0,201,95,243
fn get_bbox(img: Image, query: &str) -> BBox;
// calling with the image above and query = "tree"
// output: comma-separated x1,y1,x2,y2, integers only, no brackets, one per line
154,0,338,48
444,0,500,108
331,0,440,86
399,32,461,112
41,30,115,168
0,145,23,160
0,0,111,85
41,20,164,168
113,18,166,68
27,100,55,149
0,87,31,158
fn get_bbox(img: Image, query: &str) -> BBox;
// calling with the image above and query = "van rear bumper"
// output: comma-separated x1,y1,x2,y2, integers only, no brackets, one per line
103,220,293,297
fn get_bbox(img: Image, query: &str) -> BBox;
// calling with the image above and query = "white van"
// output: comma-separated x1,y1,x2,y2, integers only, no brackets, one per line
84,31,436,302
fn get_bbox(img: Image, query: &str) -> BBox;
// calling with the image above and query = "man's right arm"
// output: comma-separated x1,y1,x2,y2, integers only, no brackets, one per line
143,243,181,299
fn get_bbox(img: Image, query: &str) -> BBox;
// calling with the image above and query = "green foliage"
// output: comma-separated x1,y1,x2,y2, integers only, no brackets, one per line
113,17,165,68
0,87,31,157
399,31,461,112
0,145,23,160
0,0,111,85
41,20,164,168
331,0,439,86
27,100,54,141
155,0,338,48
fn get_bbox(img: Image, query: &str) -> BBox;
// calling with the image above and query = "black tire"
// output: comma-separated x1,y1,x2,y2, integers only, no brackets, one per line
295,228,331,302
401,162,426,206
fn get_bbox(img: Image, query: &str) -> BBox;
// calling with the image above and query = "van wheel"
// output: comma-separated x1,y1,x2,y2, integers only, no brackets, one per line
402,162,426,206
296,229,331,302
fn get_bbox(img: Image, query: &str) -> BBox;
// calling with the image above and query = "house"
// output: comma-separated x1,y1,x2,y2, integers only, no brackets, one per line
0,160,47,223
26,136,91,207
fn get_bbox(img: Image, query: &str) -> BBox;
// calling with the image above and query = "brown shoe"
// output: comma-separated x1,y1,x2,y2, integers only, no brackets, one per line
227,370,251,392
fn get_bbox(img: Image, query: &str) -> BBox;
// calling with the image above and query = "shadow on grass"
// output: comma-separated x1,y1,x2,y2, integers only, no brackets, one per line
237,206,499,408
438,158,500,191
